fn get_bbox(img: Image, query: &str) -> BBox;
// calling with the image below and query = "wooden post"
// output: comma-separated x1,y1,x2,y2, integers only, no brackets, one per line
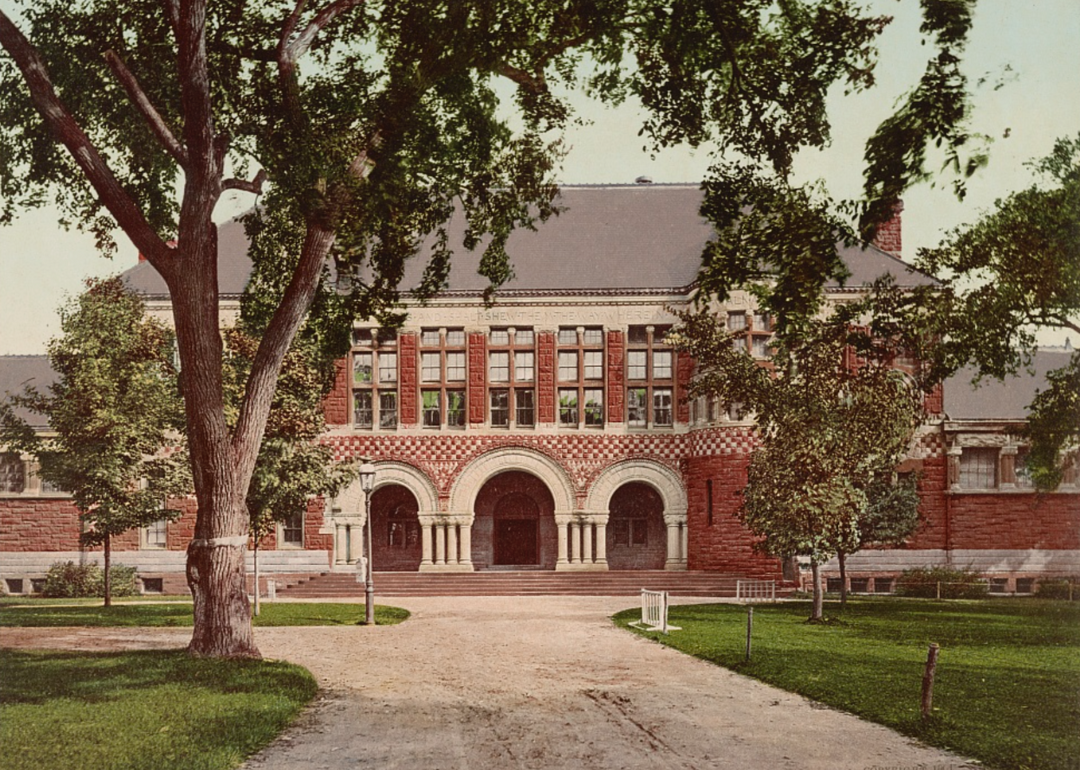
745,605,753,661
921,643,940,719
936,581,941,600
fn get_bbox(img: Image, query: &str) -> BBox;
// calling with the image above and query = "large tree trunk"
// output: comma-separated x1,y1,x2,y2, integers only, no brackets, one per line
103,533,111,608
810,559,824,621
170,215,260,658
838,550,848,608
187,534,256,657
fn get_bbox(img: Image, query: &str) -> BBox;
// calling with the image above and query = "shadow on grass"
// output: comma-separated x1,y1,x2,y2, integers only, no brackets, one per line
0,648,312,705
0,649,318,770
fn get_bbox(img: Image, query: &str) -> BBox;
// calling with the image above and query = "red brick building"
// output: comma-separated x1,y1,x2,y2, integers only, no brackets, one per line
2,185,1077,595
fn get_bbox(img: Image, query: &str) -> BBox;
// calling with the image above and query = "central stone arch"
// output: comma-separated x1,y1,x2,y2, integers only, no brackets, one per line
584,459,687,515
449,447,575,571
448,447,575,515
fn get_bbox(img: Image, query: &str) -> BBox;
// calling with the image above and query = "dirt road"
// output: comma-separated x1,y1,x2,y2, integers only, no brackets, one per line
243,596,976,770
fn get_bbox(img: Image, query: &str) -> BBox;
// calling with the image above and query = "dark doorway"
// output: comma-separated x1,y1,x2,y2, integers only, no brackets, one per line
493,491,540,566
606,482,666,570
370,485,422,571
473,471,557,569
495,518,538,565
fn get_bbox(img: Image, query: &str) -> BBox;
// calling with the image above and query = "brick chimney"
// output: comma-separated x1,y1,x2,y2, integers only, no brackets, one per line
871,201,903,257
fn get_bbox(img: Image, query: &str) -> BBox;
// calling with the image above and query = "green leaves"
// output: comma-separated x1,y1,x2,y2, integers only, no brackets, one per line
673,306,924,564
909,134,1080,487
0,276,189,542
222,325,355,539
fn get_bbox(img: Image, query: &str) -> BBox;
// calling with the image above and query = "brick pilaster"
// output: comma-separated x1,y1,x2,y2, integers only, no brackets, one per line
468,332,487,425
676,352,694,424
322,357,350,426
537,331,556,424
399,332,418,427
606,329,624,424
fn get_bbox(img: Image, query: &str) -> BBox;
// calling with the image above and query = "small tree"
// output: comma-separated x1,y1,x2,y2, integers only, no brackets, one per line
834,472,920,606
224,327,354,615
672,308,924,621
0,277,189,605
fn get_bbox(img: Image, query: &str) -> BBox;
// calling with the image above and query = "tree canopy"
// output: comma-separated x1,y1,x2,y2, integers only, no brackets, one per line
909,134,1080,489
671,307,925,620
0,276,190,604
0,0,979,656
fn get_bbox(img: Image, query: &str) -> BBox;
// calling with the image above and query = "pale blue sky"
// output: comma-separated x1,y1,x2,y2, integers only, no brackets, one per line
1,0,1077,354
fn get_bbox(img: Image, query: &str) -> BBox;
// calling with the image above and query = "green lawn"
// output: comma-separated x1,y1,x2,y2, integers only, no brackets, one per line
0,595,195,605
0,601,410,627
0,649,316,770
615,598,1080,770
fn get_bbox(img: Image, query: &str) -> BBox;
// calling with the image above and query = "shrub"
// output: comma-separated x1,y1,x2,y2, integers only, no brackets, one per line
895,566,989,599
1036,578,1079,600
42,562,139,598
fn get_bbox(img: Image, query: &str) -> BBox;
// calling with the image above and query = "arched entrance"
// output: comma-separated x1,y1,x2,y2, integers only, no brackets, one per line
606,482,667,570
370,485,422,571
472,471,557,569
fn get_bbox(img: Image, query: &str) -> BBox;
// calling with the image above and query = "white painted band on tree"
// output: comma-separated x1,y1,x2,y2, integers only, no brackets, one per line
189,536,248,548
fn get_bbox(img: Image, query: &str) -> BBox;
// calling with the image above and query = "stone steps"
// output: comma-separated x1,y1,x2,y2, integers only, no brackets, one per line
276,571,788,598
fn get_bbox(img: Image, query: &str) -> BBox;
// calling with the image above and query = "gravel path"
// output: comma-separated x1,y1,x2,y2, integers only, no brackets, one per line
3,596,979,770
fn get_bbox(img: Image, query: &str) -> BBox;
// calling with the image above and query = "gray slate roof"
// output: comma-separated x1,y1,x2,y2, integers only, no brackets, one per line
0,355,56,429
943,349,1075,421
121,184,935,297
122,218,253,298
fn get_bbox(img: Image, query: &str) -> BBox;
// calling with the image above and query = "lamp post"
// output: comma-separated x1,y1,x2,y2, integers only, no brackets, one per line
359,462,376,625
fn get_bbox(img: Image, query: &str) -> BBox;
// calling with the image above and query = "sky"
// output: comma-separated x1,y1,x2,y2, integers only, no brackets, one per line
0,0,1078,355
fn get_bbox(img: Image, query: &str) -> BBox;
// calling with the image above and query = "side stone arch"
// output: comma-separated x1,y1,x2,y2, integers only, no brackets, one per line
584,459,688,570
584,459,688,516
335,461,438,515
326,461,437,570
448,447,575,515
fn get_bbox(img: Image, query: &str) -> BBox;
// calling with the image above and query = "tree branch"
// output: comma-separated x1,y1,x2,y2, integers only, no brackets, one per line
0,11,172,266
286,0,366,62
176,0,217,191
1045,314,1080,336
495,62,547,92
346,133,380,178
103,49,188,169
222,169,268,194
231,224,331,481
160,0,180,39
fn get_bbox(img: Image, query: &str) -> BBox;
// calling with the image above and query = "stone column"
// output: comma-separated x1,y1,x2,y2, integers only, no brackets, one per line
459,521,473,568
420,521,433,567
347,523,363,566
334,523,347,565
595,522,608,566
447,522,459,565
556,519,569,567
435,523,446,565
664,517,681,570
570,521,582,564
582,522,594,564
680,522,689,568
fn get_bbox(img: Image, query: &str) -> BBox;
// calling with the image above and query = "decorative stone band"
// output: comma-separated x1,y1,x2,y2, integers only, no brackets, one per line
188,535,249,549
